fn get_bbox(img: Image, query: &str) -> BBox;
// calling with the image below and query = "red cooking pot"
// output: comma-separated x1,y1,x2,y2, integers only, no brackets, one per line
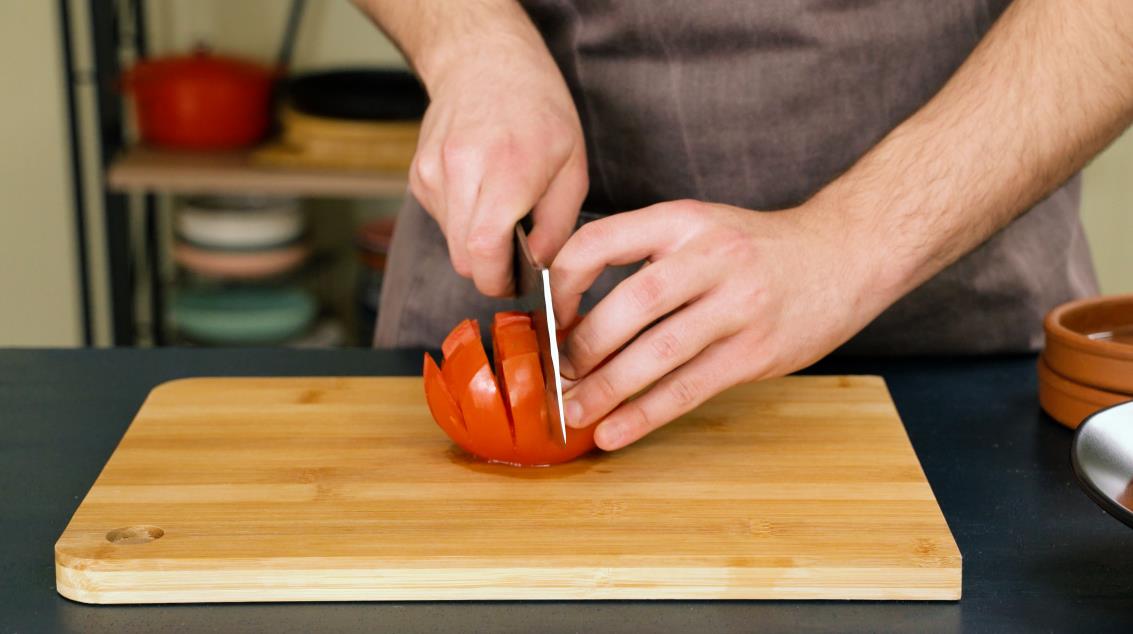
124,50,275,150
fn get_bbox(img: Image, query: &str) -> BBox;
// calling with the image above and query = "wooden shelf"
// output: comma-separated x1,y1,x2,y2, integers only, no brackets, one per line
107,147,408,198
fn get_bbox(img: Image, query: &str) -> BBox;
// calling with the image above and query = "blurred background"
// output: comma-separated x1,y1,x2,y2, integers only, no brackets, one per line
0,0,1130,348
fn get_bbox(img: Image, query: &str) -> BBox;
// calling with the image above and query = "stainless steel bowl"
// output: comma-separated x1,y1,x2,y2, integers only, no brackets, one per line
1072,400,1133,528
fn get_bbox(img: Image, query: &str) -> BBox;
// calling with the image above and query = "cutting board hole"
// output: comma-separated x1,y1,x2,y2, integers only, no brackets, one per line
106,525,165,545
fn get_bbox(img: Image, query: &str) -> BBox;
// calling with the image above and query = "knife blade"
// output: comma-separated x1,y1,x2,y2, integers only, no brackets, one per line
514,223,568,445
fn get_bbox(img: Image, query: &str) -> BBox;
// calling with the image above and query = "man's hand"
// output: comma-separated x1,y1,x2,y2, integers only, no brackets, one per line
355,0,587,296
551,201,888,451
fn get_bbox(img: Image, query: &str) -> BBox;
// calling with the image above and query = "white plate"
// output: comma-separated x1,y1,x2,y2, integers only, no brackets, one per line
177,197,304,249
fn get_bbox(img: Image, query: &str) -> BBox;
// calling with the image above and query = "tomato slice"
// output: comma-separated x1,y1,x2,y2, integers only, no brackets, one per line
442,318,479,360
499,351,549,457
494,312,538,358
439,319,514,458
493,310,532,330
422,352,467,440
424,313,597,466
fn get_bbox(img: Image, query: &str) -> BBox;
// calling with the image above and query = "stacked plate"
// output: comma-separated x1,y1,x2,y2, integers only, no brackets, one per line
174,197,309,280
170,196,318,346
172,287,317,346
1039,294,1133,428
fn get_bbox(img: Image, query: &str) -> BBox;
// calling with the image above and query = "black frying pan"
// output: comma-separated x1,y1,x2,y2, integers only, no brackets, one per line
282,69,427,121
273,0,428,122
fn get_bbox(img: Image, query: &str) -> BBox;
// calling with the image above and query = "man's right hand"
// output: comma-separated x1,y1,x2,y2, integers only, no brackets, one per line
355,0,588,297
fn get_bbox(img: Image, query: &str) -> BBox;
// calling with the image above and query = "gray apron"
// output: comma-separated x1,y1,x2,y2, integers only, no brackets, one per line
375,0,1097,354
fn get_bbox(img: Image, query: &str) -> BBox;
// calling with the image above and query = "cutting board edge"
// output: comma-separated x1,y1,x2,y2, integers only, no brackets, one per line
142,374,892,395
55,561,961,604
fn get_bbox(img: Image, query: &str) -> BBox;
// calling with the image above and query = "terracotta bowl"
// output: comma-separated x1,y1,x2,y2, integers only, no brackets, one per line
1037,356,1132,429
1044,294,1133,393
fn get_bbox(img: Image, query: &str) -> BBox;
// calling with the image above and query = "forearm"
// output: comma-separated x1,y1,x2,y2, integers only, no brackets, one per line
816,0,1133,310
351,0,553,89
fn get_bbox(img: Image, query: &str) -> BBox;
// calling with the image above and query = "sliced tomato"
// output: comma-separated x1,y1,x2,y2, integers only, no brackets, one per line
499,351,550,460
437,319,514,459
493,310,532,330
441,318,479,359
491,311,538,407
499,349,595,465
422,352,467,441
457,363,515,454
494,312,538,358
422,312,599,466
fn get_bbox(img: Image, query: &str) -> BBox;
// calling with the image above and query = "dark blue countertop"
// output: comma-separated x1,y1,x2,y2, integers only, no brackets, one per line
2,349,1131,633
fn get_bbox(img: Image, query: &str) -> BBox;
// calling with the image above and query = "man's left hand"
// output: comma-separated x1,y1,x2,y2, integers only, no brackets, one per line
550,199,892,451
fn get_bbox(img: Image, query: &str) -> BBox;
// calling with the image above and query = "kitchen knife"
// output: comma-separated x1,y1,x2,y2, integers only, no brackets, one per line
514,223,568,445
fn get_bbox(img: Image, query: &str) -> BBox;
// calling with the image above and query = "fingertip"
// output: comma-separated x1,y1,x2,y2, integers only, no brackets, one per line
528,226,571,268
448,246,472,278
593,421,626,451
563,398,584,428
558,355,577,380
474,273,514,298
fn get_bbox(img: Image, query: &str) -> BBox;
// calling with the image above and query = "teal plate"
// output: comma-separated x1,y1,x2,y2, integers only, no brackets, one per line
172,287,317,345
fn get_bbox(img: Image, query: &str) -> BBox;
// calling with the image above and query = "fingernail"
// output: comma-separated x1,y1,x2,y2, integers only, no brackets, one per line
595,423,619,449
564,399,584,428
559,355,576,379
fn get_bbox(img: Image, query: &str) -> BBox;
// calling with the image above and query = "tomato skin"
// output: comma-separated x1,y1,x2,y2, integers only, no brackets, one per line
497,351,547,455
441,331,487,402
442,319,480,360
457,363,516,453
493,312,537,359
493,311,532,330
424,314,596,466
422,353,467,441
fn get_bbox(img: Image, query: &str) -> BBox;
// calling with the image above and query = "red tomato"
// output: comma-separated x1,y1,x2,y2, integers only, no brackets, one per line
423,313,596,466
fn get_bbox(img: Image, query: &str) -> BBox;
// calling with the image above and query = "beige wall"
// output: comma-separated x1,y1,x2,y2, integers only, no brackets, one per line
1081,129,1133,294
0,0,83,346
144,0,407,70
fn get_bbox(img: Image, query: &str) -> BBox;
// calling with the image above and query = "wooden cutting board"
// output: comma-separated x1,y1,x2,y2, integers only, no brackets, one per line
55,376,961,603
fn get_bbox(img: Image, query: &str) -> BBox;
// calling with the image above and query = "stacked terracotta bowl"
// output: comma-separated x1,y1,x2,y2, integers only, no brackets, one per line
1039,294,1133,428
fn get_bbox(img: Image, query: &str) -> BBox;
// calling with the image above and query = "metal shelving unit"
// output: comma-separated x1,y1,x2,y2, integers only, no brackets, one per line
64,0,407,346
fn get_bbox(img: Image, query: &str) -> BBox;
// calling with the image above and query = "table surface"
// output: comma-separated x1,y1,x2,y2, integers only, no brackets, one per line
2,349,1131,633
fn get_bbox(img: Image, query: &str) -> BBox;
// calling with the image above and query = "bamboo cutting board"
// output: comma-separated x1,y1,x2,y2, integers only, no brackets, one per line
55,376,960,603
